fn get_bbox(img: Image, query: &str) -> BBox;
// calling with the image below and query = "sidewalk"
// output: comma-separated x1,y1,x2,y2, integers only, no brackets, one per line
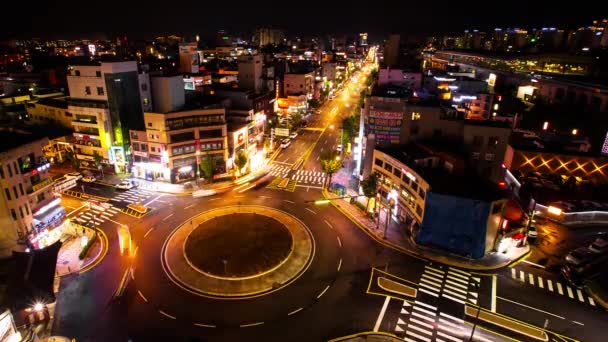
324,160,529,271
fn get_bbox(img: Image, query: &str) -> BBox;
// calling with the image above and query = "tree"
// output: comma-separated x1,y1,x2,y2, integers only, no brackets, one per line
290,112,303,129
320,150,342,189
361,174,378,213
199,153,216,183
234,150,248,176
309,98,321,108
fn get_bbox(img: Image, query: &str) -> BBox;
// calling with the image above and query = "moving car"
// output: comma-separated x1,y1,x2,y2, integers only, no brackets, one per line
81,176,96,183
527,225,538,239
565,247,595,266
280,139,291,149
589,238,608,254
289,132,298,139
115,180,135,190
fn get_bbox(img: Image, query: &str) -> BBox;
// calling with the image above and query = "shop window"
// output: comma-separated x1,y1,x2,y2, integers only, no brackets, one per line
393,168,402,179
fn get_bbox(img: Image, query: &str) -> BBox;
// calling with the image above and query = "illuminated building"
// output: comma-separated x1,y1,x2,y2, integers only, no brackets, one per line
179,42,200,74
284,70,315,99
255,28,284,47
0,131,62,257
67,60,151,173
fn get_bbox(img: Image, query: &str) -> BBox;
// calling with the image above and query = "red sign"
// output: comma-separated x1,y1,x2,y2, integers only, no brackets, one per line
238,132,244,145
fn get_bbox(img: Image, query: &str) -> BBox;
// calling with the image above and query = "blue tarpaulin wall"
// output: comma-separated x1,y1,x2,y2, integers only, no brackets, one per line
416,192,490,259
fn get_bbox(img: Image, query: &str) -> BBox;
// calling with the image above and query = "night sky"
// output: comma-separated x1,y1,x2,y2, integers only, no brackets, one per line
2,0,597,40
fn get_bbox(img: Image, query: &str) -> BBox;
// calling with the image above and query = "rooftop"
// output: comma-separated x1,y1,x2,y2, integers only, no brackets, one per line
35,96,68,109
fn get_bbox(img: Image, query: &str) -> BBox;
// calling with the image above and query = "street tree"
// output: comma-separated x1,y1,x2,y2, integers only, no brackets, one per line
234,150,248,176
199,153,216,183
290,112,303,129
320,150,342,189
361,174,378,213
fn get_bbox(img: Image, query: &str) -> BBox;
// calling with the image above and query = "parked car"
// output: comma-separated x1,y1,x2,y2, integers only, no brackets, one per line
527,226,538,239
115,180,135,190
81,176,96,183
315,109,321,114
289,132,298,139
589,238,608,254
565,247,595,266
280,139,291,149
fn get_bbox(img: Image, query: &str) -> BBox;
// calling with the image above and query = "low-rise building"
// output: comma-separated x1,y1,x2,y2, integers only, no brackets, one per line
284,70,315,99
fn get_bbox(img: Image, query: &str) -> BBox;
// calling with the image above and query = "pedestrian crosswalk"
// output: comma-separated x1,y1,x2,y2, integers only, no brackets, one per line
268,163,327,188
509,267,596,307
70,204,121,227
268,164,291,178
394,298,468,342
418,266,479,305
112,189,154,204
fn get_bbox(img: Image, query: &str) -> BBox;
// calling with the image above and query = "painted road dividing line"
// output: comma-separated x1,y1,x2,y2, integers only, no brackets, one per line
519,270,525,282
538,276,544,288
529,273,534,286
317,285,330,298
442,293,465,304
557,282,564,295
240,322,264,328
194,323,216,328
437,331,461,342
288,307,304,316
415,300,437,311
425,265,444,274
305,208,317,215
511,268,516,279
413,306,436,317
419,288,439,297
184,204,195,210
410,318,434,330
159,310,176,320
408,323,433,336
337,259,342,272
137,290,148,302
576,289,584,302
337,236,342,247
406,330,431,342
491,275,497,312
523,260,546,269
324,220,333,229
449,267,470,276
162,213,174,221
412,312,435,322
373,296,391,332
143,227,154,239
440,312,464,323
589,297,596,306
497,296,565,319
548,280,554,292
567,286,574,298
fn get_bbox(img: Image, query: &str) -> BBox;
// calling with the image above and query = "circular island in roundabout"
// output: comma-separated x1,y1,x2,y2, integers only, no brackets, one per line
162,205,314,299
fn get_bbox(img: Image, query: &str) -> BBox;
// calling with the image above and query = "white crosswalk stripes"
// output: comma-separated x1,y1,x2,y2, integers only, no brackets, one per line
510,267,597,307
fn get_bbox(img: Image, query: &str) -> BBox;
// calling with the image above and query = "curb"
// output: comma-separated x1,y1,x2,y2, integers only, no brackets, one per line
322,188,526,272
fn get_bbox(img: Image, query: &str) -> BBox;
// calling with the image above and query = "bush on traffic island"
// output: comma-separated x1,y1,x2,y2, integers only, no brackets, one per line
79,233,98,260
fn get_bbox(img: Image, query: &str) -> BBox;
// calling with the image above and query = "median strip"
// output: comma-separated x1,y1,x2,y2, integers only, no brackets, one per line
377,277,417,298
465,305,549,341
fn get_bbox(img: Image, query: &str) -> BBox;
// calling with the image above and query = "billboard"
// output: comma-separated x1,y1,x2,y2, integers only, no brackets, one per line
369,111,402,144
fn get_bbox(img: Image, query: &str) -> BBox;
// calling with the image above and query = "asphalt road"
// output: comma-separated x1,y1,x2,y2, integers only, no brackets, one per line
51,60,607,342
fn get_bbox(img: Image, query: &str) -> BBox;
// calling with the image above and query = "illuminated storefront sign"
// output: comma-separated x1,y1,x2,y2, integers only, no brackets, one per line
369,111,402,145
488,73,497,87
110,146,125,164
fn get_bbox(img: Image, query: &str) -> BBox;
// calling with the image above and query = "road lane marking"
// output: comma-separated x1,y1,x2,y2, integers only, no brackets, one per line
159,310,176,319
437,331,461,342
449,267,470,276
491,275,497,312
519,270,525,282
567,286,574,298
415,300,437,311
576,289,584,302
413,306,435,317
589,297,596,306
443,288,466,300
408,323,433,335
143,227,154,239
373,296,391,332
137,290,148,302
240,322,264,327
548,280,554,292
423,273,444,284
162,213,173,221
425,265,444,273
444,283,467,294
497,296,565,319
420,277,442,289
337,236,342,247
184,204,195,210
528,273,534,285
425,268,445,278
420,288,439,297
557,282,564,295
194,323,216,328
337,259,342,272
324,220,333,229
419,283,439,293
440,312,464,323
305,208,317,215
283,200,295,204
442,293,465,304
208,198,218,201
538,276,544,288
406,330,431,342
317,285,330,298
446,274,468,285
522,260,546,269
445,279,468,289
288,307,304,316
413,311,435,322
